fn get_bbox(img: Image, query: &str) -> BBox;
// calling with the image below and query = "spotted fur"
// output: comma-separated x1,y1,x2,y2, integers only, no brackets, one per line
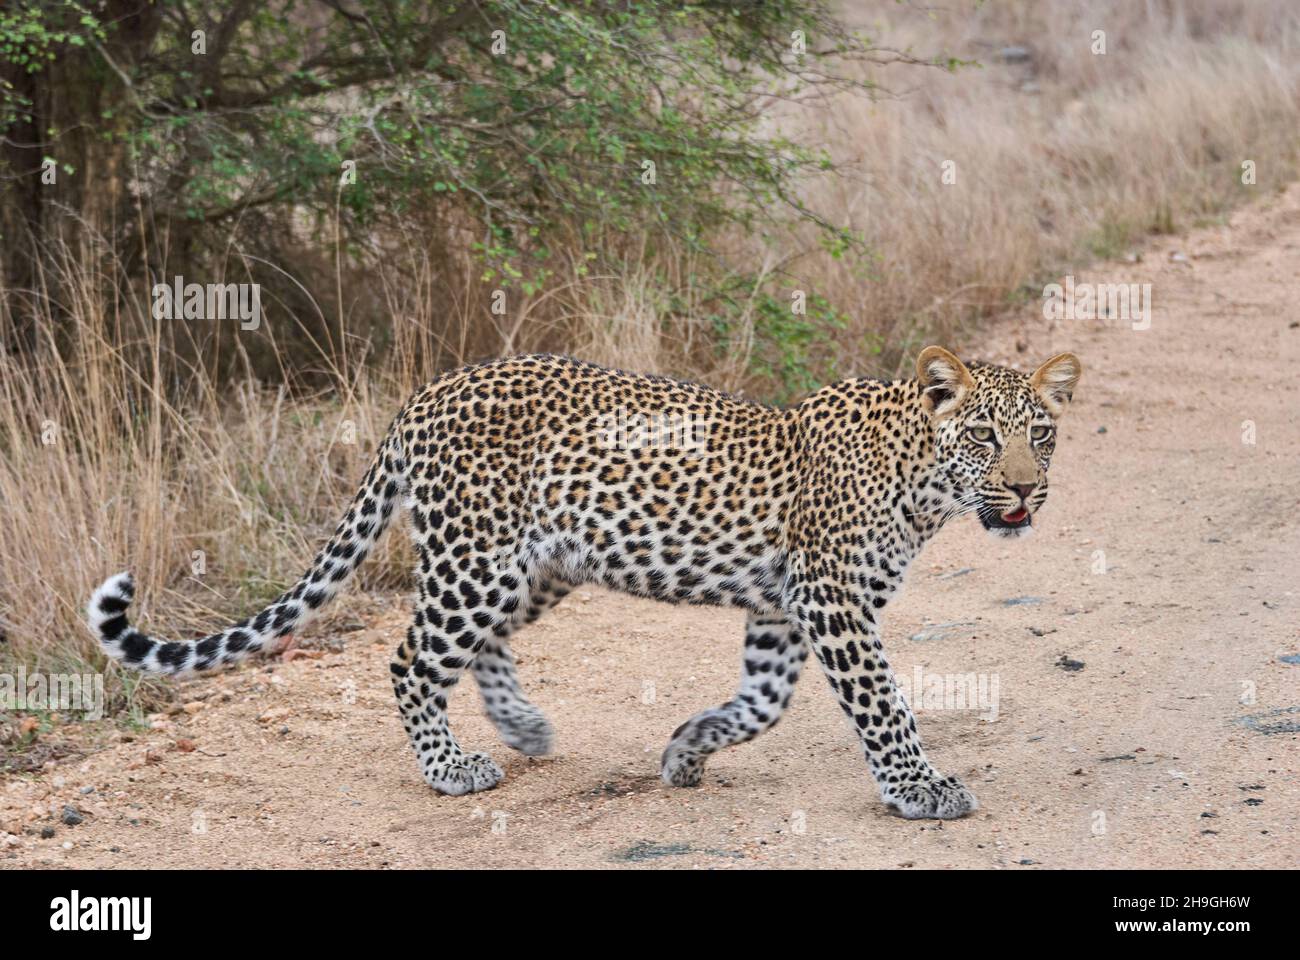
88,347,1080,818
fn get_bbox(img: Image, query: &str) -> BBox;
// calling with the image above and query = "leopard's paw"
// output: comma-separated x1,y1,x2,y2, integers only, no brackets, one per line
423,752,504,795
882,773,978,820
660,743,707,787
660,707,744,787
496,706,555,757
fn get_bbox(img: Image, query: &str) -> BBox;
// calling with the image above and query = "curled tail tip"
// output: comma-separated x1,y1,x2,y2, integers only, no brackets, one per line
88,571,136,639
87,571,180,674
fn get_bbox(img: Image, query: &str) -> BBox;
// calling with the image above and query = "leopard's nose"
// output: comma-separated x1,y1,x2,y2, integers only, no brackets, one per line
1006,482,1036,502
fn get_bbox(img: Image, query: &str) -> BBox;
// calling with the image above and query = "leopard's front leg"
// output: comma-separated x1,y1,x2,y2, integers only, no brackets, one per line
783,571,977,820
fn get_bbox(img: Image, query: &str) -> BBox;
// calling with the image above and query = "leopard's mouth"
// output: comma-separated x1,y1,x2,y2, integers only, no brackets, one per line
978,504,1032,532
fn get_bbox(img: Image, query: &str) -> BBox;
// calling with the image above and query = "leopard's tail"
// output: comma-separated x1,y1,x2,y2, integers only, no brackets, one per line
86,432,407,677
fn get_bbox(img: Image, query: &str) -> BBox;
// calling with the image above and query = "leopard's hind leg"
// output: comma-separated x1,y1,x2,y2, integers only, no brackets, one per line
390,544,534,795
472,581,569,756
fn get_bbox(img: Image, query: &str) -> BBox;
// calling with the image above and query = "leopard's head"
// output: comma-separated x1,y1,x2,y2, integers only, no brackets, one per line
916,346,1082,539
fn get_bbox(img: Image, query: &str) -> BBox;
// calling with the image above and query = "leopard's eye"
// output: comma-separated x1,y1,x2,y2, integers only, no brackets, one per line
1030,425,1052,442
968,426,996,444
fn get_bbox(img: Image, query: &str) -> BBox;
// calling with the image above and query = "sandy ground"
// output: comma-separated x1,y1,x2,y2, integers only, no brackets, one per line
5,187,1300,870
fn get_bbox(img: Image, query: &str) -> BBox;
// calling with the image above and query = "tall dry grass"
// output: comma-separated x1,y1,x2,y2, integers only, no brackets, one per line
0,238,416,715
2,0,1299,717
512,0,1300,384
755,0,1300,376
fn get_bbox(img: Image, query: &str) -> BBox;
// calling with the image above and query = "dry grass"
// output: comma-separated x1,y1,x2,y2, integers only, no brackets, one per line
0,241,413,714
746,0,1300,377
2,0,1299,714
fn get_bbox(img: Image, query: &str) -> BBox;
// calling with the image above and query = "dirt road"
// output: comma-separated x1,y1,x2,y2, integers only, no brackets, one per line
5,188,1299,870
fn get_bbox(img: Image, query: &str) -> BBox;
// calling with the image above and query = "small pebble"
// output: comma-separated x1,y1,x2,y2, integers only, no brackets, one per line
1003,596,1045,606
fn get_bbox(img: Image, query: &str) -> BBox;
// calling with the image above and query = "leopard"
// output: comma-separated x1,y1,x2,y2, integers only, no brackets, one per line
87,345,1081,819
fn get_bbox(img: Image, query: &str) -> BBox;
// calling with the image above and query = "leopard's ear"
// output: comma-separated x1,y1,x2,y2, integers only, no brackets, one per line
916,346,975,418
1030,352,1082,417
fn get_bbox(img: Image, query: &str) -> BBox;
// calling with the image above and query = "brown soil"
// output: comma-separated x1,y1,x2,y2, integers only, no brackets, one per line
4,187,1299,870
